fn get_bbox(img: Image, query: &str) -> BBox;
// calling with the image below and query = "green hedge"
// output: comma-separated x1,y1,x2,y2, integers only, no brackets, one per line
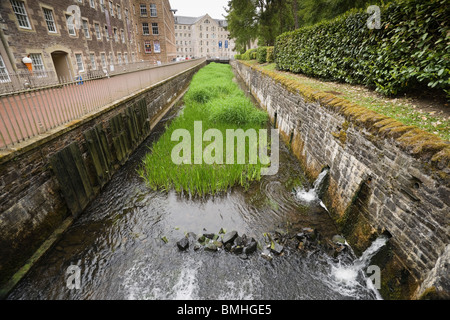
266,47,275,63
239,48,257,60
275,0,450,97
257,47,268,63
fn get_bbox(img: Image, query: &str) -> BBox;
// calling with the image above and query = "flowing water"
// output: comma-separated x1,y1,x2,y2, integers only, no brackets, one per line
7,77,387,300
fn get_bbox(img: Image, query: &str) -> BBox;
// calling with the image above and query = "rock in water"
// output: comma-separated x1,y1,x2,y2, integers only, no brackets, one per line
222,231,238,245
244,241,258,254
332,235,346,245
177,237,189,251
205,243,218,252
270,241,284,255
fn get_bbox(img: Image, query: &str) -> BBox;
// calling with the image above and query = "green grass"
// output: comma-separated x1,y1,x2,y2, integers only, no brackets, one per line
255,62,450,141
138,63,269,196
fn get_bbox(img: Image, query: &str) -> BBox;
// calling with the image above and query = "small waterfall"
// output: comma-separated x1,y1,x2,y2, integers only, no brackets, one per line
328,236,388,299
294,168,329,204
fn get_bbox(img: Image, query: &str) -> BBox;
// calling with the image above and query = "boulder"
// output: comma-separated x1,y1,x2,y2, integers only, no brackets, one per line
244,241,258,255
177,237,189,251
270,241,284,255
205,243,217,252
222,231,238,245
204,233,215,239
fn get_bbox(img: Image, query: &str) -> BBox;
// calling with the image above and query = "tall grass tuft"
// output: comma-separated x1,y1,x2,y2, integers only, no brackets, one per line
139,63,270,196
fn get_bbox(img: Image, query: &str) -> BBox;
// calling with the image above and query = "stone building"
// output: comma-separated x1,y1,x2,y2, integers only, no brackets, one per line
131,0,176,63
0,0,176,85
174,14,237,60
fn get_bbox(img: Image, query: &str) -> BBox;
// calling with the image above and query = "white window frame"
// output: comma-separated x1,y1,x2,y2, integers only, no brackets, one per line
151,23,159,35
121,29,125,43
10,0,31,29
94,23,102,40
124,53,128,64
90,53,97,70
140,4,147,17
117,5,122,19
150,4,157,17
82,19,90,38
0,55,11,83
105,25,109,41
100,53,107,69
117,53,122,65
90,0,96,9
30,53,45,75
66,15,76,36
43,8,57,33
100,0,105,12
109,1,114,17
142,23,149,35
75,53,85,72
113,28,118,42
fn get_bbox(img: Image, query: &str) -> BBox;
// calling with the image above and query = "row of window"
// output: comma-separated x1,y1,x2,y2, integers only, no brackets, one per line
76,51,137,72
10,0,133,44
139,3,157,17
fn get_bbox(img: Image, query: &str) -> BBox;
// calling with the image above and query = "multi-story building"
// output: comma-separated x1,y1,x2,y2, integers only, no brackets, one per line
0,0,176,86
174,14,237,60
132,0,176,63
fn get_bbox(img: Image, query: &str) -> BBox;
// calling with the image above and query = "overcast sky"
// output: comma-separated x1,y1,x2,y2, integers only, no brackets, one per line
169,0,230,19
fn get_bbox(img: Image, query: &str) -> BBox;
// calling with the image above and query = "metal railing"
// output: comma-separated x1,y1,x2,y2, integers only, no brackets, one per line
0,58,205,150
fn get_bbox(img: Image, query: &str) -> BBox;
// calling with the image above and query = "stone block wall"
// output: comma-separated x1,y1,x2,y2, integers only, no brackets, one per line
232,60,449,298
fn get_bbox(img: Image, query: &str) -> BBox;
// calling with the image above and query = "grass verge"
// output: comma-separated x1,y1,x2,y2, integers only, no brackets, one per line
138,63,269,196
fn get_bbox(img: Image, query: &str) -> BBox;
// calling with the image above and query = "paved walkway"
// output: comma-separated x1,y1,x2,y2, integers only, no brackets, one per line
0,59,203,149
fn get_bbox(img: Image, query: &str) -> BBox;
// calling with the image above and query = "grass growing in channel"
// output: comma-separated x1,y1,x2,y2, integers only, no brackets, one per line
138,63,269,196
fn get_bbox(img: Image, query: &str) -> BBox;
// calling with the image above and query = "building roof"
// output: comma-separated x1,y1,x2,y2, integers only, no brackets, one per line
174,14,228,27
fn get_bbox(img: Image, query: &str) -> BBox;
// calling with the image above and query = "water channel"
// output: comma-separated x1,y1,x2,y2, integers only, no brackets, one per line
7,73,385,300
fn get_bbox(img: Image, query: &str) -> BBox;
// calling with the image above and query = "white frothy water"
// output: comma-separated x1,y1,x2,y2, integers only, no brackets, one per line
327,236,388,299
294,169,329,203
123,257,201,300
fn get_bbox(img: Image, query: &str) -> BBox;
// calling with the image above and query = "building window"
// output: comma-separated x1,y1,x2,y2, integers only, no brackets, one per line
154,40,160,53
94,23,101,40
140,4,147,17
113,28,118,42
150,4,157,17
124,53,128,64
109,53,114,66
75,54,84,72
144,41,152,54
66,15,76,36
100,53,107,69
109,1,114,16
142,23,149,35
0,55,11,83
105,25,109,41
117,53,122,65
117,5,122,19
90,0,95,9
152,23,159,35
10,0,31,29
121,29,125,43
43,8,56,33
100,0,105,12
90,53,97,70
82,19,90,38
30,53,45,75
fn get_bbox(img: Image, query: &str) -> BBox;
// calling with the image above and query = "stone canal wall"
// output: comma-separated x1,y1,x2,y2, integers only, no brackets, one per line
0,60,206,294
232,60,449,299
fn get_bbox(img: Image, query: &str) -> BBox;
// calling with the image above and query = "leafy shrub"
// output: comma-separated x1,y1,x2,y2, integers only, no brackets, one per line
241,48,258,60
257,47,268,63
266,47,275,63
275,0,450,97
